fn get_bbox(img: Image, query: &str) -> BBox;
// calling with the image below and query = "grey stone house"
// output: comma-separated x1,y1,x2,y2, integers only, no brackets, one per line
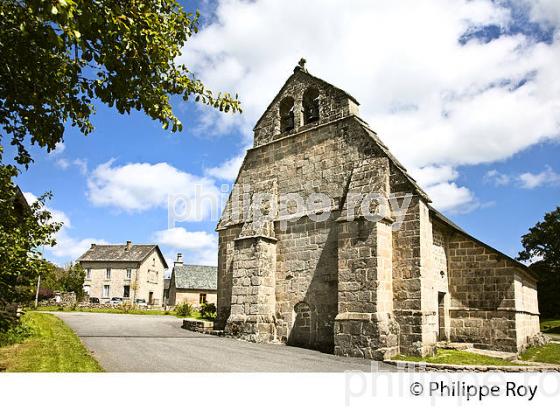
168,253,217,306
215,60,541,359
78,241,167,306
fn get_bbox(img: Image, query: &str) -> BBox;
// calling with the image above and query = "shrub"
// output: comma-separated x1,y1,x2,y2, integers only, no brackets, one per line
0,300,18,333
199,303,217,320
0,322,33,347
175,303,193,317
120,302,133,313
37,288,54,301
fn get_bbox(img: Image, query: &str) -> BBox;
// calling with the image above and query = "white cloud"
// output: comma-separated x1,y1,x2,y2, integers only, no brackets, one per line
205,151,245,180
408,165,478,212
153,227,217,250
154,227,218,265
484,169,511,186
55,158,70,170
518,166,560,189
72,158,88,175
48,142,65,156
23,192,107,262
410,165,459,188
50,232,108,261
482,166,560,189
180,0,560,213
424,182,477,213
87,160,223,219
55,157,88,175
522,0,560,28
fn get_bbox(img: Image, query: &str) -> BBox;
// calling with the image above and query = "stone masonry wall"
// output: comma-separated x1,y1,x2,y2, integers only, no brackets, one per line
513,272,540,351
225,236,277,343
216,225,242,329
275,217,338,352
446,232,538,352
391,196,426,355
217,112,418,352
216,68,538,357
334,218,399,359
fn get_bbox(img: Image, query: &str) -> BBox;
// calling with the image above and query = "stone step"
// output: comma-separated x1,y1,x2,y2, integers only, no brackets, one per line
435,341,474,350
466,347,518,361
182,318,214,334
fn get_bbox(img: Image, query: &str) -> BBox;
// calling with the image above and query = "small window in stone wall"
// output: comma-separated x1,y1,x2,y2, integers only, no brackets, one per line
279,96,295,132
302,87,320,125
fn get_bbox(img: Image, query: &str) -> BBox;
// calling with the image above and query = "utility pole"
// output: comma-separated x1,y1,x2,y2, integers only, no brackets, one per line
34,274,41,309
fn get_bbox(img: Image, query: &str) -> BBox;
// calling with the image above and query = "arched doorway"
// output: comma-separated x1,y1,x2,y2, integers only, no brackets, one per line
288,301,316,349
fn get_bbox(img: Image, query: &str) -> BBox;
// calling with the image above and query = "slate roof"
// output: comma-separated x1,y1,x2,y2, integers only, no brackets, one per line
77,244,168,268
172,264,217,290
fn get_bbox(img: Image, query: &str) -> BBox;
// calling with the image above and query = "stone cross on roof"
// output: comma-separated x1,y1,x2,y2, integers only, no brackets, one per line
294,57,307,73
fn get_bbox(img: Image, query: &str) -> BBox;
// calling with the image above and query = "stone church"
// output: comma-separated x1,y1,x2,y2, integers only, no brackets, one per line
215,60,541,358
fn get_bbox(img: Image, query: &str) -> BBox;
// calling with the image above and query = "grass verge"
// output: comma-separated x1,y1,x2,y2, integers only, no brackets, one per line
520,344,560,365
33,305,206,320
0,312,103,372
541,318,560,335
393,349,521,366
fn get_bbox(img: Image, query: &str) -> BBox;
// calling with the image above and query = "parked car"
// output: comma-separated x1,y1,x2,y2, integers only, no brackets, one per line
135,298,148,308
89,297,100,304
109,297,123,305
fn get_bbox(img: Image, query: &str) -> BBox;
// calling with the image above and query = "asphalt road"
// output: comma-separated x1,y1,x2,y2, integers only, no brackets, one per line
50,312,395,372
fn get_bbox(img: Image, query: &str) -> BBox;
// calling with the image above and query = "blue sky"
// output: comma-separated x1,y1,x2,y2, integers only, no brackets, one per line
11,0,560,269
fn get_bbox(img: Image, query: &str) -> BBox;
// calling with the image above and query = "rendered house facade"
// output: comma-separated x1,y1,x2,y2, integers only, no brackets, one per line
78,241,167,306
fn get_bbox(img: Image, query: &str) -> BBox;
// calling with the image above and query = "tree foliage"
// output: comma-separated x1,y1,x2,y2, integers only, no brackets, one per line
0,161,60,332
518,206,560,318
0,0,241,166
518,206,560,269
42,261,86,300
0,0,241,332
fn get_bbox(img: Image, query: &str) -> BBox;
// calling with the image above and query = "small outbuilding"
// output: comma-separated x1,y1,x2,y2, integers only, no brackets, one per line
168,253,217,307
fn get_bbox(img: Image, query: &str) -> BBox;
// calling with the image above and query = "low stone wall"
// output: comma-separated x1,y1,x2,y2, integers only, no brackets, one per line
385,360,560,372
182,318,214,334
38,301,153,310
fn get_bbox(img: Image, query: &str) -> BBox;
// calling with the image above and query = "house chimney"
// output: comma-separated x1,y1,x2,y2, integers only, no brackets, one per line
91,243,96,248
175,253,184,266
126,240,132,250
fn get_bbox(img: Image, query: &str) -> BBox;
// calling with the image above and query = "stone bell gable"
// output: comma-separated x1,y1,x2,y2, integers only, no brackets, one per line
215,60,541,358
252,58,360,148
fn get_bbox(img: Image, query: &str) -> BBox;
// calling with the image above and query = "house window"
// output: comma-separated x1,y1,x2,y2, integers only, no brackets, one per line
86,269,92,280
123,285,130,298
279,96,295,132
302,88,320,124
102,285,110,298
152,257,156,267
106,268,111,280
83,285,91,295
199,293,207,304
126,268,132,280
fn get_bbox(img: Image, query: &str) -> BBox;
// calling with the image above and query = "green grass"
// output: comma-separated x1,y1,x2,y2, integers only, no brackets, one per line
33,305,207,320
0,312,103,372
540,318,560,335
520,344,560,365
393,349,521,366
